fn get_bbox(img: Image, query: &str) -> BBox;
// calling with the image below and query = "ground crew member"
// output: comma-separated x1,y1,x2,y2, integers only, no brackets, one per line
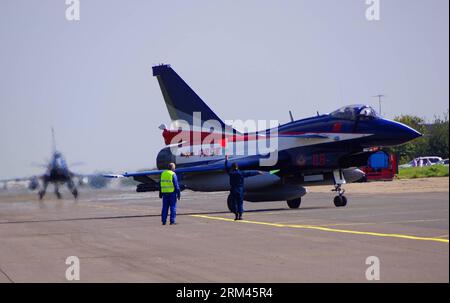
225,156,261,221
159,162,181,225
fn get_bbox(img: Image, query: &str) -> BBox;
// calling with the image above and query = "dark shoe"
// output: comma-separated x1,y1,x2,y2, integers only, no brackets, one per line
162,222,166,225
170,222,177,225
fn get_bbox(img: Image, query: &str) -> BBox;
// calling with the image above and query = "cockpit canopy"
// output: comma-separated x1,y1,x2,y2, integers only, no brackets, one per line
330,104,379,120
51,152,67,169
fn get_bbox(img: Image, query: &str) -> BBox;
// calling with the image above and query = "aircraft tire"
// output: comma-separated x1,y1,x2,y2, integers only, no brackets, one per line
287,198,301,209
333,195,347,207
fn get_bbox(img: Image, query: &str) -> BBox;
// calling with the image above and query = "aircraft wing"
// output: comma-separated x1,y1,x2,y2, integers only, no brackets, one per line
71,172,103,179
104,163,225,179
103,156,263,180
0,175,39,183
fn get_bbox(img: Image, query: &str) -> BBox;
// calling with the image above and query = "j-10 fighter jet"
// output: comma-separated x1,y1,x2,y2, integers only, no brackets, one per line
1,129,80,200
106,64,421,212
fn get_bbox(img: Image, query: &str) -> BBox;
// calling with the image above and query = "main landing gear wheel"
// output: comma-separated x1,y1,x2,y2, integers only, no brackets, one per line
287,198,301,209
227,194,236,213
333,195,347,207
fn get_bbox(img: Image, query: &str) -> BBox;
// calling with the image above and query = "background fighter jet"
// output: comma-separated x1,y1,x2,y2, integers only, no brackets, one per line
105,64,422,212
1,129,80,200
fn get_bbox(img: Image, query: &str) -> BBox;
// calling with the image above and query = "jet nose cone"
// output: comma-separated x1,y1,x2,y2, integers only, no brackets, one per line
394,122,423,145
376,119,423,146
403,125,422,141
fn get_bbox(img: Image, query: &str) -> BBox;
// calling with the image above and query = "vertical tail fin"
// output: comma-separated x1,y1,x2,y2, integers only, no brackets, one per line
152,64,230,131
51,127,56,153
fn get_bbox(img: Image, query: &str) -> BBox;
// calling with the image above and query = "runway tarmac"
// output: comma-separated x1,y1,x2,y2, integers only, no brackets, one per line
0,179,448,282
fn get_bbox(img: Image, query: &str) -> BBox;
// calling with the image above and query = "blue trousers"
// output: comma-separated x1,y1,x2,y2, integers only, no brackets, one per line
161,193,177,224
231,192,244,214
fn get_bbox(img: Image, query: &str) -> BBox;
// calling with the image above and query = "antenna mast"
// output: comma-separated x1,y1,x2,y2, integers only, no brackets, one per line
289,110,294,122
372,94,386,116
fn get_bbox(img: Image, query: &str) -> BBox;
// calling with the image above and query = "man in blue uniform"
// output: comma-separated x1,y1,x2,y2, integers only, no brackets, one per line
159,163,181,225
225,156,261,220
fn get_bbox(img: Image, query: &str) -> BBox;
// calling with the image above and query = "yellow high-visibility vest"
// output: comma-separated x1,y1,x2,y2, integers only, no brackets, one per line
160,170,175,193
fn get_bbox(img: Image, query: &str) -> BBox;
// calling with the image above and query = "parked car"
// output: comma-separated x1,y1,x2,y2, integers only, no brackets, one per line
399,156,443,168
436,158,449,166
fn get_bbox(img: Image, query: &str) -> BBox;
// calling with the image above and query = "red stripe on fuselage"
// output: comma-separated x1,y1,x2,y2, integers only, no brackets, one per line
162,130,263,146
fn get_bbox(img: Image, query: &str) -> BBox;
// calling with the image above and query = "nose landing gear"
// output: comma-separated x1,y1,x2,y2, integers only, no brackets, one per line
332,184,347,207
55,190,62,199
332,169,347,207
38,180,48,200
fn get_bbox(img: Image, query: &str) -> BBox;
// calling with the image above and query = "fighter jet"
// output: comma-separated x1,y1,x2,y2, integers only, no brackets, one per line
1,129,79,200
105,64,421,212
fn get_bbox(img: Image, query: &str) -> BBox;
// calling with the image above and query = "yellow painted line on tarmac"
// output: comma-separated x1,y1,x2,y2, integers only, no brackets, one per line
433,234,449,239
291,218,447,227
190,214,449,244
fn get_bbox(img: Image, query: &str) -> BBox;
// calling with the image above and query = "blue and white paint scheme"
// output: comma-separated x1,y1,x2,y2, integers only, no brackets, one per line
105,64,422,210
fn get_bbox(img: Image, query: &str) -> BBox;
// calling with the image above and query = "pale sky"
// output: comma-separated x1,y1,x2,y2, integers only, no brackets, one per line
0,0,448,179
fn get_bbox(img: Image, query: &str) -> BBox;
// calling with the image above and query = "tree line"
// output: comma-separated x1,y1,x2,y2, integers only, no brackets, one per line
388,110,449,164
